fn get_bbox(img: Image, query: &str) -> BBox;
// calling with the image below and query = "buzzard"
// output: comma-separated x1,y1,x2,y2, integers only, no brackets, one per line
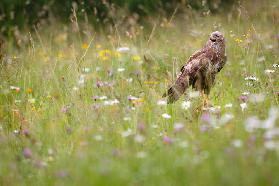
163,31,227,107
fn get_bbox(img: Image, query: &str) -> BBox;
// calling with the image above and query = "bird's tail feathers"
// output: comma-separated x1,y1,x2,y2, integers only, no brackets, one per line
162,83,187,104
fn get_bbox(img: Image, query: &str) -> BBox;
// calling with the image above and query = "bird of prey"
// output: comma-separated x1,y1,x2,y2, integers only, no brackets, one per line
163,31,227,108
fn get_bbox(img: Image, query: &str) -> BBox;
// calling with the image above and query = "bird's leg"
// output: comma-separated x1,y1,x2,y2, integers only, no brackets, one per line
201,91,209,110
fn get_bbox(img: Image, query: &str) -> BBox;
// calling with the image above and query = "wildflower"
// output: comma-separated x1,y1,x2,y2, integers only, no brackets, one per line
220,113,234,124
82,67,91,73
174,123,184,133
162,113,171,119
132,98,144,105
224,103,233,108
117,47,130,52
232,139,242,148
123,116,131,121
61,105,70,113
126,78,133,83
201,112,211,123
245,76,259,81
10,86,20,92
157,100,167,106
23,148,32,159
163,136,173,145
98,50,111,61
113,51,121,58
239,95,248,102
245,116,261,132
137,123,145,132
96,44,102,49
134,134,145,143
235,38,243,44
28,98,36,104
121,128,132,138
82,43,89,49
240,103,247,111
117,68,125,72
78,75,86,87
181,101,191,110
264,69,275,74
103,99,119,106
57,52,64,59
94,134,103,141
132,55,141,62
27,88,33,94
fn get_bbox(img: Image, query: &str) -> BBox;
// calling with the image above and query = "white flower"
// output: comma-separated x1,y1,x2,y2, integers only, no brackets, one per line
28,98,36,104
265,69,275,74
245,76,259,81
121,128,132,138
181,101,191,110
152,124,159,129
174,123,184,131
96,67,101,72
240,103,247,111
162,113,171,119
123,117,131,121
232,139,242,148
73,86,79,91
103,99,119,106
134,134,145,143
157,100,167,106
245,116,261,132
99,96,108,100
127,95,139,101
220,113,234,124
242,92,250,96
126,78,133,83
117,47,130,52
78,75,86,86
224,103,233,108
94,135,103,141
10,86,20,91
82,67,91,73
117,68,125,72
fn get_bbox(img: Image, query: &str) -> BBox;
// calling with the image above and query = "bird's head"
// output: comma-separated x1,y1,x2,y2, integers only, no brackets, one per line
209,31,224,43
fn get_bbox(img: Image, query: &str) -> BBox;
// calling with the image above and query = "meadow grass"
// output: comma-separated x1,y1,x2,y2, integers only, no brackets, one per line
0,1,279,185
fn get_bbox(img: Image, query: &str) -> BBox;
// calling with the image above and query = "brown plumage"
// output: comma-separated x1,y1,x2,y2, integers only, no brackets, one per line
163,31,227,106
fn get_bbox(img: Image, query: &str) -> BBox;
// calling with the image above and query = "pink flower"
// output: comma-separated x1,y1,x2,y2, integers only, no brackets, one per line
23,148,32,159
163,136,173,145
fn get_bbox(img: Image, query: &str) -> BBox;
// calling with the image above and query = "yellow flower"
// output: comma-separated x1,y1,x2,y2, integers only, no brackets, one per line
82,43,89,49
98,49,112,61
144,81,159,85
27,88,33,94
235,38,243,44
132,98,144,105
132,55,141,61
96,44,102,49
113,51,121,58
57,52,64,59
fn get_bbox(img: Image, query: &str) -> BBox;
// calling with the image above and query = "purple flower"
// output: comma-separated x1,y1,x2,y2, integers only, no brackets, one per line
61,105,70,113
22,128,30,137
239,95,248,102
201,112,210,123
163,136,173,145
23,148,32,159
137,123,145,132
